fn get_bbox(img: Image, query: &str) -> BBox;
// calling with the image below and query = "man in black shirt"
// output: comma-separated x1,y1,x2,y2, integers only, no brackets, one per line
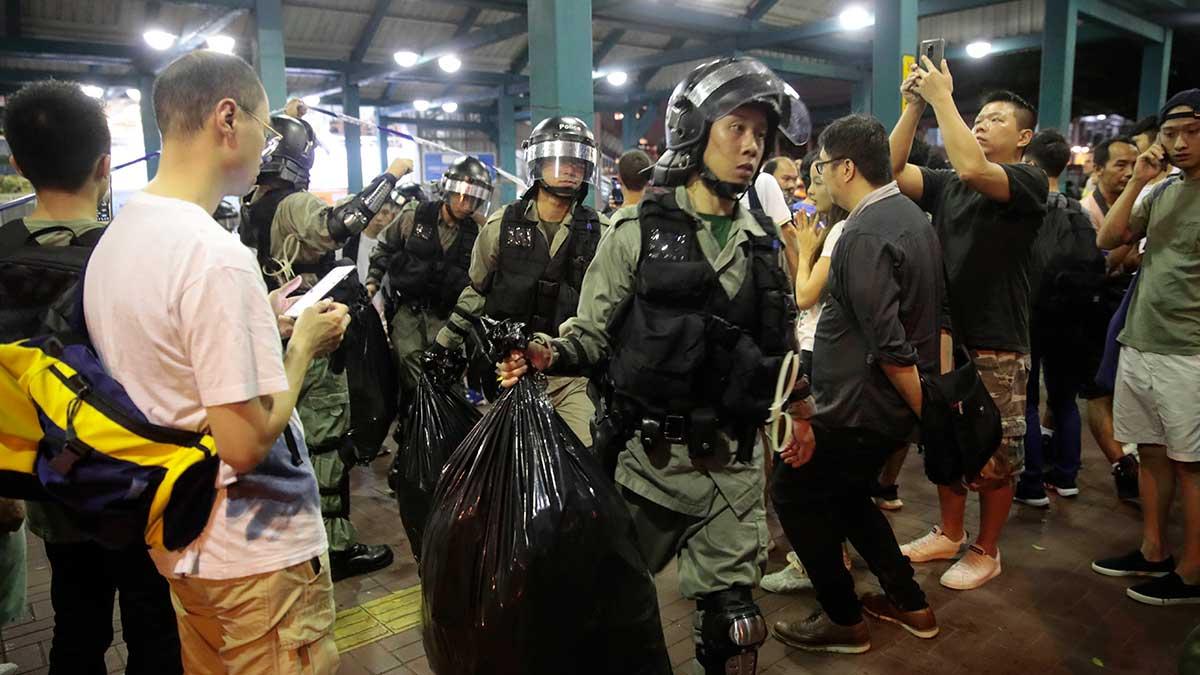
890,57,1048,591
771,115,943,654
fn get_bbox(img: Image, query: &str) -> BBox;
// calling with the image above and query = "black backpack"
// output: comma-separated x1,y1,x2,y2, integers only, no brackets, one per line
0,219,104,343
1031,193,1106,317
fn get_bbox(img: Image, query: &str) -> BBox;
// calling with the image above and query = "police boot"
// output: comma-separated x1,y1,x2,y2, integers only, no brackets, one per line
696,587,767,675
330,543,395,582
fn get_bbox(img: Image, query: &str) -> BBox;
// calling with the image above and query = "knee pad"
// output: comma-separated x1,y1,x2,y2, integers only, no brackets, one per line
696,587,767,675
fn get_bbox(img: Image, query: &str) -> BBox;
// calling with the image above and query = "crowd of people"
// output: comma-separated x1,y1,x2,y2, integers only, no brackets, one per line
0,44,1198,675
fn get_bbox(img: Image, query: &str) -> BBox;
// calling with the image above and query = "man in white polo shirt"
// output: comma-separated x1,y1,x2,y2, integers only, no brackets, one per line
84,51,349,673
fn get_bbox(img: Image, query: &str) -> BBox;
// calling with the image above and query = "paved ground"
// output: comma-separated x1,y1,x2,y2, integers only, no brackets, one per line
2,415,1196,674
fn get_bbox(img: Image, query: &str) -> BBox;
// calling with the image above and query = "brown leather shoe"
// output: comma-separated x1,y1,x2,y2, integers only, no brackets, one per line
772,611,870,654
861,593,939,639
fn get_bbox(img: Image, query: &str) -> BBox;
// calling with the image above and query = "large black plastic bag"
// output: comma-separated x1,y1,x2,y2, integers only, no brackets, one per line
390,351,480,562
330,270,398,464
420,330,671,675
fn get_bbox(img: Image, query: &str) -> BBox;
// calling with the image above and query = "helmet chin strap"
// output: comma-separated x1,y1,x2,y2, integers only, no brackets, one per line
536,179,586,201
699,163,752,202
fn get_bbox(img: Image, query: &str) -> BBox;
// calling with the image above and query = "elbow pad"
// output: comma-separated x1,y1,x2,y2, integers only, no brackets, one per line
326,173,398,243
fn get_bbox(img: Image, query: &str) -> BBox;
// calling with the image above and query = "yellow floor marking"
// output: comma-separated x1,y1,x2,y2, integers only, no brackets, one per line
334,584,424,653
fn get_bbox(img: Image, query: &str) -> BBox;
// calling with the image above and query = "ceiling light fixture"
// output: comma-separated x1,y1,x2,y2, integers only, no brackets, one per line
838,6,874,31
438,54,462,73
142,29,177,51
393,50,419,68
606,71,628,86
206,35,235,53
965,40,993,59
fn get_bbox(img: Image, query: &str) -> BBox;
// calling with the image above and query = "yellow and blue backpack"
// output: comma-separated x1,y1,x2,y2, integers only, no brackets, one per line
0,221,220,551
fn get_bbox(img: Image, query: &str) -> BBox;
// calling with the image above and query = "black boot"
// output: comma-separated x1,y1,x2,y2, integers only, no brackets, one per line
330,543,395,582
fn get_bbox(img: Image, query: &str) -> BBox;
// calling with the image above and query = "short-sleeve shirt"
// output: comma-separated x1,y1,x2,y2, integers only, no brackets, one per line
795,220,846,352
1119,176,1200,355
84,191,325,579
918,164,1048,353
739,172,792,226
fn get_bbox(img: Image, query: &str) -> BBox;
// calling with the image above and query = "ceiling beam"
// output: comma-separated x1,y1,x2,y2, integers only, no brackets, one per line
0,37,139,63
507,43,529,75
593,28,624,65
5,0,20,38
634,36,686,90
453,7,482,37
146,6,246,72
745,0,780,22
381,116,493,132
349,0,392,64
0,69,136,88
1076,0,1168,42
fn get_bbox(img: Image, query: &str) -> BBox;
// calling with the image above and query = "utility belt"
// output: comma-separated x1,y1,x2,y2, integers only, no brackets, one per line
593,397,757,478
308,433,357,467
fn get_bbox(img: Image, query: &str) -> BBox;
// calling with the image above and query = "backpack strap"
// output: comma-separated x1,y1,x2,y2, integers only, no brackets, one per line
0,218,32,257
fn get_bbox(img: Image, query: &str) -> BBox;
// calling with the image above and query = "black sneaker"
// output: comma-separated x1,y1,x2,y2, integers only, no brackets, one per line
1113,455,1140,505
1044,475,1079,498
872,483,903,511
1127,573,1200,606
1014,481,1049,508
1091,550,1175,578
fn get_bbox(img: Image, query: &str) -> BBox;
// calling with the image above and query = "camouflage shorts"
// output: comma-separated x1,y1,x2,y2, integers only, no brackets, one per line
968,350,1030,490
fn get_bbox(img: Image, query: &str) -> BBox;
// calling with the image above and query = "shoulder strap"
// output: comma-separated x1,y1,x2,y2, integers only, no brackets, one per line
747,183,763,212
0,218,33,256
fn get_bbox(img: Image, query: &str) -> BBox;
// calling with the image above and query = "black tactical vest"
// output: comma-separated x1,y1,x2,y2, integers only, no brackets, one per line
387,200,479,319
241,186,334,290
482,198,602,334
607,189,796,421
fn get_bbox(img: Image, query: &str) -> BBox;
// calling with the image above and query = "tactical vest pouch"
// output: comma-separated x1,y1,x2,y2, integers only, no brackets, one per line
610,302,708,411
0,336,219,551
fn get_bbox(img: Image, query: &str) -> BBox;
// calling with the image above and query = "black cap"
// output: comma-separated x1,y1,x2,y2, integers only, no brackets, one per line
1160,88,1200,125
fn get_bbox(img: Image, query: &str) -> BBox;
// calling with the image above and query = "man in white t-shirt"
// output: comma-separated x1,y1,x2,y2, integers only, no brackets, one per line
84,51,349,674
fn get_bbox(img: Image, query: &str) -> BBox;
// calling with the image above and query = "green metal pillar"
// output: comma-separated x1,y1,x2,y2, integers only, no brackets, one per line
1137,30,1172,121
254,0,287,110
344,77,363,193
137,74,160,180
527,0,594,125
851,78,871,115
496,92,517,204
871,0,917,131
376,109,389,174
1038,0,1077,132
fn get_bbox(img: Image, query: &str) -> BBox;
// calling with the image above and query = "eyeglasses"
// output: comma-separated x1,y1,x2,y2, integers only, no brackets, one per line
242,107,282,159
813,157,848,176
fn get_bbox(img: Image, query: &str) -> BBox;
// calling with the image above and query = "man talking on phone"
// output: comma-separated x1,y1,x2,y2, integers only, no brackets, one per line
889,54,1048,591
1092,89,1200,607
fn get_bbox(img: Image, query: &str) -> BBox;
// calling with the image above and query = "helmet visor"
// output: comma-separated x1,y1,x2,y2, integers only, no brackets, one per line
687,59,812,146
527,139,598,189
442,177,492,215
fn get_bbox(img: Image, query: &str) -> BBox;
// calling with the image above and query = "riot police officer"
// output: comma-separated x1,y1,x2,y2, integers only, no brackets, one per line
430,116,609,445
365,156,492,399
498,57,809,674
240,100,409,581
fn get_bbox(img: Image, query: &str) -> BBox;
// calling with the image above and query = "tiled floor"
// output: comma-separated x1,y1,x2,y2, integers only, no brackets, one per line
3,424,1196,674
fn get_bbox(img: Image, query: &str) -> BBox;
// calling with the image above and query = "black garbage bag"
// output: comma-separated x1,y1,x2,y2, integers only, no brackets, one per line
389,349,479,562
420,322,671,675
334,277,398,465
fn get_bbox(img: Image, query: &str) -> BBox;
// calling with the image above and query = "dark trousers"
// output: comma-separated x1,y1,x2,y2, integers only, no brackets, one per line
770,426,926,626
1022,328,1087,488
43,540,182,675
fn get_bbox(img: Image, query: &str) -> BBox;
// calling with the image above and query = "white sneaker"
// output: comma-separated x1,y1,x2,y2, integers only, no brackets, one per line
940,545,1002,590
761,552,813,593
900,526,966,563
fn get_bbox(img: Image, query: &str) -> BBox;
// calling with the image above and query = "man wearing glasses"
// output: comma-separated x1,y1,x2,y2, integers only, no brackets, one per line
84,51,349,673
240,97,413,582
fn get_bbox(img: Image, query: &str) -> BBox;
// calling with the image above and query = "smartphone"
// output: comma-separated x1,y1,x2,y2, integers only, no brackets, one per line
919,38,946,67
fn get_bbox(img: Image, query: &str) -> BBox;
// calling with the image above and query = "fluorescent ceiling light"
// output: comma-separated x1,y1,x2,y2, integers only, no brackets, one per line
965,40,993,59
438,54,462,73
441,101,459,113
393,50,419,68
143,29,177,51
838,6,874,31
413,99,431,112
606,70,628,86
206,35,235,53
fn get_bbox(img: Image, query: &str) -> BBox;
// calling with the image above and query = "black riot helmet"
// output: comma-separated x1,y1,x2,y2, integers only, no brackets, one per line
441,155,494,216
257,114,317,190
652,57,811,200
522,115,598,200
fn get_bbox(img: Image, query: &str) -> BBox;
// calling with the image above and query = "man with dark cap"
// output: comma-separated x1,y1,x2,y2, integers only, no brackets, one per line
1093,89,1200,606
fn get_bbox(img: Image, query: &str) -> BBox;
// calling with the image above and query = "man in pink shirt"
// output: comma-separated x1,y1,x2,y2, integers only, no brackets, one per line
84,51,348,674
